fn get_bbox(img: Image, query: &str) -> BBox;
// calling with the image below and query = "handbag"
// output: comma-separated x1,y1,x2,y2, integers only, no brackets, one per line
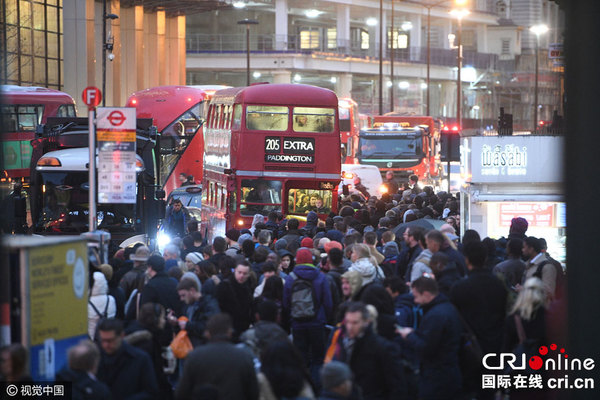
169,317,193,359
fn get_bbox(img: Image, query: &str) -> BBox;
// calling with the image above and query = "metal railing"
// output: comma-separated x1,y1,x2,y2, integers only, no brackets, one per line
186,33,498,70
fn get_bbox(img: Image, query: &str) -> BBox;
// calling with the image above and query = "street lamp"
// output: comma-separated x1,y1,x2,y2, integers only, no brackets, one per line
450,5,469,129
379,0,383,115
102,0,118,107
530,24,549,133
238,18,259,86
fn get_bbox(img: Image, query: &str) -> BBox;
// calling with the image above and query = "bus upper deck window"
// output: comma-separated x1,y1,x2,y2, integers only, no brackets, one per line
246,106,288,131
293,107,335,133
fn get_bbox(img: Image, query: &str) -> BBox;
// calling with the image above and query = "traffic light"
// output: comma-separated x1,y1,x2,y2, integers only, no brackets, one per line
441,125,461,162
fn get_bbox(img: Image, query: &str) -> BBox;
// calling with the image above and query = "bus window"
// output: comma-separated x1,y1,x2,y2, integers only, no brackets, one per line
287,188,332,214
1,105,43,132
232,104,242,130
240,179,282,215
57,104,77,117
293,107,335,133
246,105,288,131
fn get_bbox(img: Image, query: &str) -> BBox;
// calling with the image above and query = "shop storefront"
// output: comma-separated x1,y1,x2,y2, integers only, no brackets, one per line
460,135,565,264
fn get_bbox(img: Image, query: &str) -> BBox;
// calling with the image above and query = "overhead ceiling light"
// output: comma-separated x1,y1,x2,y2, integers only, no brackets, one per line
305,9,322,18
421,82,428,89
386,81,393,88
294,74,302,82
401,21,413,31
232,1,246,9
253,71,261,79
330,77,337,84
366,18,378,26
399,81,410,89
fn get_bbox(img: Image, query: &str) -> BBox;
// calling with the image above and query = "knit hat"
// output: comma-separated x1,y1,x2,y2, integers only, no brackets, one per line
295,247,314,265
130,246,151,262
226,228,240,242
510,217,529,235
316,237,330,249
185,252,204,265
301,237,314,248
274,238,288,251
324,240,343,254
321,361,352,390
147,254,166,272
238,233,253,246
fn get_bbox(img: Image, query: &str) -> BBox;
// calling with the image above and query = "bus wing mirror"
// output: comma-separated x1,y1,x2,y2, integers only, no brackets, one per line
158,199,167,219
346,138,352,157
342,184,349,197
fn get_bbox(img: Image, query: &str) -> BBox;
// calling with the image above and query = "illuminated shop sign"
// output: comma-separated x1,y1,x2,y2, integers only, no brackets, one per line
464,136,563,183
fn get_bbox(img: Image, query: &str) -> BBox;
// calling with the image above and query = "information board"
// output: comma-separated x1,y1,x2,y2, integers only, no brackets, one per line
96,107,137,203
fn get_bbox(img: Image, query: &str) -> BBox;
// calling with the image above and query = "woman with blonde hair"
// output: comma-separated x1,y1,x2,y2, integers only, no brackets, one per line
502,277,548,399
348,243,384,287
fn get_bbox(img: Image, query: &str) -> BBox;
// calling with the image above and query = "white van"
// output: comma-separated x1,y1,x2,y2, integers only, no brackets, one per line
341,164,385,199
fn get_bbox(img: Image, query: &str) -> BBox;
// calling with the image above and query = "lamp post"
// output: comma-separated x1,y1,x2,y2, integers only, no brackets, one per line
390,0,394,113
450,5,469,129
102,0,118,107
530,24,549,134
379,0,383,115
238,18,259,86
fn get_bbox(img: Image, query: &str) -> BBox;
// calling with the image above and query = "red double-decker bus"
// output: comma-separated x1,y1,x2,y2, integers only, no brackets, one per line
338,98,360,164
126,86,209,196
201,83,341,240
1,85,76,181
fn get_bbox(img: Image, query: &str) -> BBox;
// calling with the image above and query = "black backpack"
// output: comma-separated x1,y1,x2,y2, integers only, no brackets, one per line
289,272,318,322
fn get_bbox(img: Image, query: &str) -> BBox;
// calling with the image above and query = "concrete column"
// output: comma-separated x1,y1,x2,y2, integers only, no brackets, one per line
336,4,350,53
120,6,144,100
143,12,159,88
272,70,291,84
336,73,353,98
166,16,186,85
63,0,96,108
275,0,288,50
107,0,121,106
476,23,488,53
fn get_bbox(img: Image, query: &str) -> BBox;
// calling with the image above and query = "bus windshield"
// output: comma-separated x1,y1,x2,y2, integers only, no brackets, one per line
360,133,423,158
240,179,282,216
159,102,204,186
36,171,136,233
288,188,333,214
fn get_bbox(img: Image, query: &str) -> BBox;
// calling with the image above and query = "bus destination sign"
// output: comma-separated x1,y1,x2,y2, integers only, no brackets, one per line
265,137,315,163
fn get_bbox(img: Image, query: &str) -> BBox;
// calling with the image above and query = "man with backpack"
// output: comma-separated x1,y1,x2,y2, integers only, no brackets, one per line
283,247,333,390
521,236,559,299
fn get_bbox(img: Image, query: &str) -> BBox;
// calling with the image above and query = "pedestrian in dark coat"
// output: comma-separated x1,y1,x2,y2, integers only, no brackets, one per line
96,319,159,400
451,241,508,355
399,278,462,400
216,261,254,339
175,314,259,400
330,302,406,400
55,340,112,400
139,255,183,316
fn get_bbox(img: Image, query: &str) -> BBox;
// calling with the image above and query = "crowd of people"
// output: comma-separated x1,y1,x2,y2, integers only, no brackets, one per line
2,175,567,400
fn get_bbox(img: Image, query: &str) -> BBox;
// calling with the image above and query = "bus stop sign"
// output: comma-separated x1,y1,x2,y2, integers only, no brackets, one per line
82,86,102,108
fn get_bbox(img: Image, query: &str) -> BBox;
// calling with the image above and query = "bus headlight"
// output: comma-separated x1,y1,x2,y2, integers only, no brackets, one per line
157,231,171,248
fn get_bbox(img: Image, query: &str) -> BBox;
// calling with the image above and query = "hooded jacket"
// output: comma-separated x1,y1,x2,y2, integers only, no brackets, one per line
407,249,433,283
304,211,319,237
349,258,384,287
283,264,333,329
88,272,117,338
